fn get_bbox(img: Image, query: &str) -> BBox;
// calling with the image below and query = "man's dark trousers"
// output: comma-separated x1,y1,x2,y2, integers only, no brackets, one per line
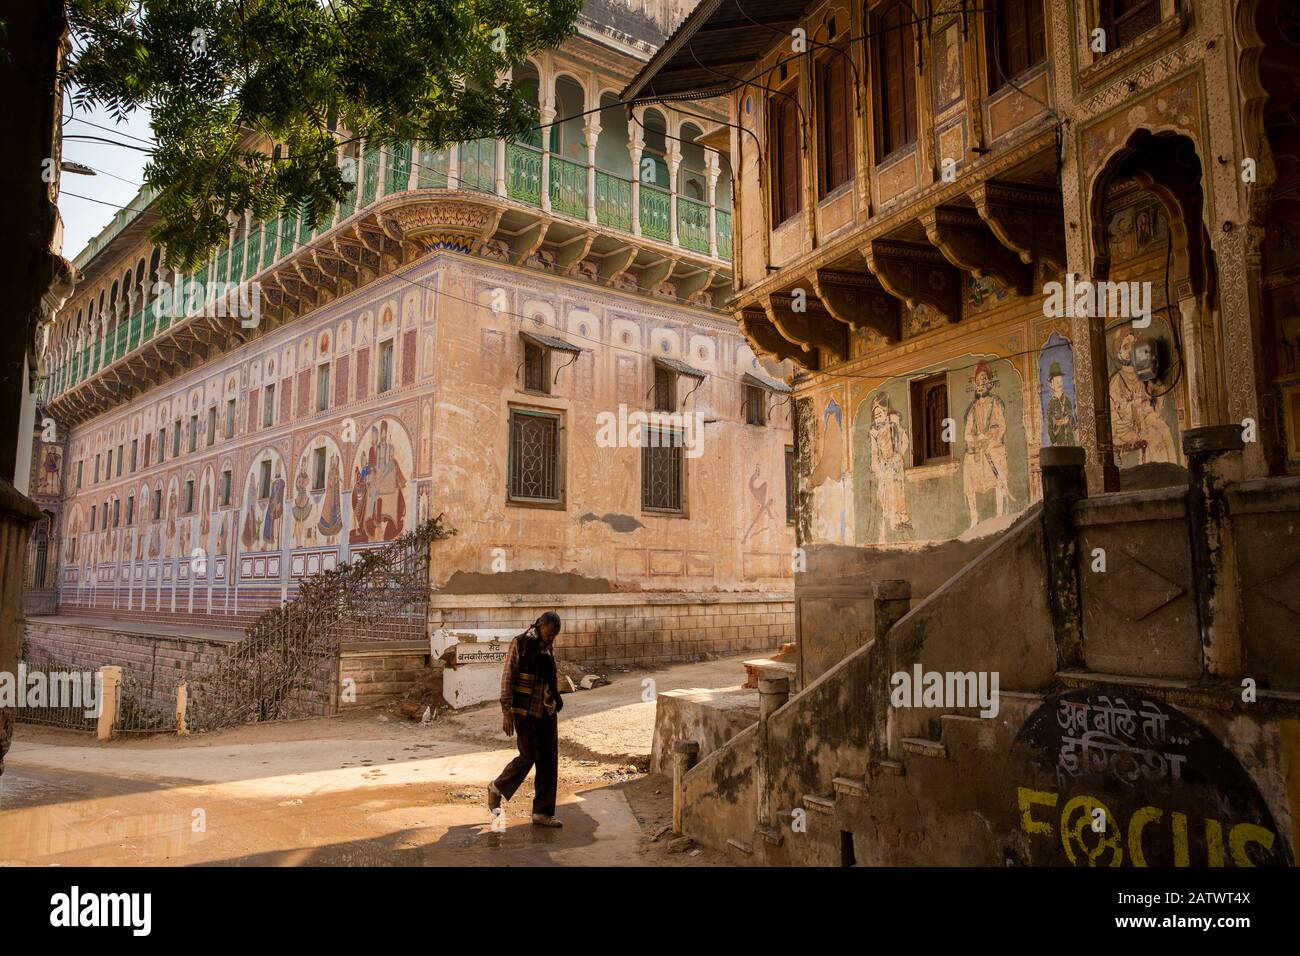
494,713,558,816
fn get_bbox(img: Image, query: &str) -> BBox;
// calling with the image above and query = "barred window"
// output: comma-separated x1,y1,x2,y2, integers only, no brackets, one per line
313,447,327,491
786,446,796,524
220,469,232,507
172,419,181,456
508,409,561,503
185,479,195,513
745,384,767,426
654,366,676,413
225,398,237,439
259,459,272,499
189,414,198,453
207,406,217,445
262,385,275,428
1100,0,1161,52
523,342,550,394
153,488,162,520
910,373,951,466
642,429,684,513
317,362,331,411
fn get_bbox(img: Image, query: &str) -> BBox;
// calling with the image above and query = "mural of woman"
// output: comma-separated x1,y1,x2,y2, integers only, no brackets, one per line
241,474,259,549
868,395,913,533
962,362,1012,530
291,465,313,543
318,456,343,538
200,484,211,536
349,464,370,545
263,467,285,548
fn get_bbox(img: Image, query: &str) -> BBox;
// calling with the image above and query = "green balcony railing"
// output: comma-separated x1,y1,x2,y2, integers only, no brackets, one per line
461,138,497,193
639,184,670,242
415,145,450,188
362,147,380,206
549,156,587,219
244,230,261,280
595,171,631,231
716,209,733,260
677,196,710,254
52,131,738,402
506,142,542,205
386,143,412,194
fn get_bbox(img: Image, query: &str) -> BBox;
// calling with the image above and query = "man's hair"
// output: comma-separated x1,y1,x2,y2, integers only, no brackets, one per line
535,611,562,633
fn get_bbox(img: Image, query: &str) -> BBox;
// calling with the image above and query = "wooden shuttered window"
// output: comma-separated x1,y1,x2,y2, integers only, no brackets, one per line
990,0,1046,88
1100,0,1162,51
769,90,802,224
817,54,855,196
872,1,917,159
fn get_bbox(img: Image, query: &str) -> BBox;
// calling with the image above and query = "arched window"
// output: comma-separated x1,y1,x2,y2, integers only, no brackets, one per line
817,20,855,195
768,87,802,223
871,1,917,159
989,0,1045,90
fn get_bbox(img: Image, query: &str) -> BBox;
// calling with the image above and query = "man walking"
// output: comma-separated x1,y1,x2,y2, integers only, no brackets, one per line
488,612,564,827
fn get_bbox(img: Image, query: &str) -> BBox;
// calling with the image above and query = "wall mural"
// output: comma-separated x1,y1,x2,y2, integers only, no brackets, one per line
241,448,286,554
1106,319,1181,469
349,416,412,546
36,443,62,497
290,435,345,549
1038,332,1078,447
1010,687,1290,867
806,397,850,545
853,355,1028,545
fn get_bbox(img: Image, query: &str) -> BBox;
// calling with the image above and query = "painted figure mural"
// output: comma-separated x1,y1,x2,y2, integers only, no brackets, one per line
1038,332,1078,447
318,456,344,538
350,417,411,545
807,397,850,544
867,394,913,533
962,362,1012,530
1108,325,1178,467
37,445,62,496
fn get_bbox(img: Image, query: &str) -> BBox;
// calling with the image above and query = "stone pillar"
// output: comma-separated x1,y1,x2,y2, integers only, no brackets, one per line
495,138,508,197
628,114,644,237
447,142,460,193
175,680,188,736
96,665,122,741
376,143,387,200
407,141,419,191
706,150,720,258
1040,445,1088,670
668,139,681,246
539,102,555,214
584,119,600,225
671,739,699,834
756,675,790,829
1183,424,1245,679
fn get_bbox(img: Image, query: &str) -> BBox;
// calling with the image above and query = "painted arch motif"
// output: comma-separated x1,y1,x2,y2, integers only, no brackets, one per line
290,434,345,549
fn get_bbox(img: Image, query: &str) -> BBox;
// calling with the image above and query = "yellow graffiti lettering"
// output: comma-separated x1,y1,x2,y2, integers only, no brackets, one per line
1229,823,1275,867
1017,787,1058,836
1061,795,1122,867
1206,819,1225,867
1172,811,1189,867
1127,806,1162,867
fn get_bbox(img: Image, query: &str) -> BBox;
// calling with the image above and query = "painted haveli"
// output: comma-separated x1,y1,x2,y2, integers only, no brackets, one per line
627,0,1300,865
26,0,797,661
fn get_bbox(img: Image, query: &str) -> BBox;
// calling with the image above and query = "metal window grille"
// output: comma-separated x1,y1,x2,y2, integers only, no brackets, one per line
642,430,684,512
508,410,560,501
654,367,676,412
746,384,767,426
524,343,549,393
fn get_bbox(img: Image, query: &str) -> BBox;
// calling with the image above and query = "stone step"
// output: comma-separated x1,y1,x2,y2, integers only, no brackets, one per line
876,758,906,776
742,658,796,689
727,837,754,856
755,824,783,846
832,776,869,799
802,793,835,814
901,736,948,759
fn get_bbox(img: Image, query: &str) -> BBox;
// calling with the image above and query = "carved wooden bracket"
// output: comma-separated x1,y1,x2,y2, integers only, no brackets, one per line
739,308,817,369
599,245,638,286
861,239,963,323
764,293,847,363
513,221,550,265
809,269,902,342
385,199,498,253
921,205,1034,295
970,180,1067,276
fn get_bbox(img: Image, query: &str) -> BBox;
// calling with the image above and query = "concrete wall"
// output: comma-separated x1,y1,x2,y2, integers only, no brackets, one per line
672,476,1300,867
24,617,234,689
430,591,794,668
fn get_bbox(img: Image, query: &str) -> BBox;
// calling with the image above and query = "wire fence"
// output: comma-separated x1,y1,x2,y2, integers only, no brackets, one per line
18,515,456,736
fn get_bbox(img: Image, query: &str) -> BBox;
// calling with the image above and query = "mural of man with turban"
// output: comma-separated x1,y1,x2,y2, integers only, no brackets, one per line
867,395,912,533
962,362,1011,530
1046,362,1078,446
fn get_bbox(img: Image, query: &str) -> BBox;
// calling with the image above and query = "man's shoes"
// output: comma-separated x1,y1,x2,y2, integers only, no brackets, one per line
531,814,563,828
487,782,502,812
